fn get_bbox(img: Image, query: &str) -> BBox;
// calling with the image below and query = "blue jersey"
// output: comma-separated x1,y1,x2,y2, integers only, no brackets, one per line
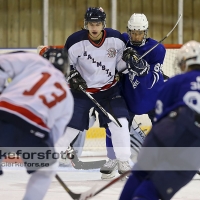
120,33,166,114
155,70,200,122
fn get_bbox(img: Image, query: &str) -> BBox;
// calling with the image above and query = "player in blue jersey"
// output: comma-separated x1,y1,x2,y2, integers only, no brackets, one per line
56,7,133,175
119,40,200,200
100,13,166,179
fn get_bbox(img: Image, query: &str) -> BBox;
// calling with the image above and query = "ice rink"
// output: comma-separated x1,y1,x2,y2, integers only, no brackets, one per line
0,157,200,200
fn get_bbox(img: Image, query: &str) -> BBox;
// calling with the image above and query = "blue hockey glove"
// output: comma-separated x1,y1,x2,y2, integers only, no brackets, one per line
127,57,150,76
122,47,139,62
123,47,150,76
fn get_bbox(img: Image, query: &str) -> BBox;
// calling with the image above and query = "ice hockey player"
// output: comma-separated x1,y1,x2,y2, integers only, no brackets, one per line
102,13,166,178
119,40,200,200
56,6,133,176
0,49,73,200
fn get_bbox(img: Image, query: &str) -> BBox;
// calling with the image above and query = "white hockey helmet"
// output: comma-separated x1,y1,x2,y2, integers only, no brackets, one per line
127,13,148,31
127,13,148,46
176,40,200,72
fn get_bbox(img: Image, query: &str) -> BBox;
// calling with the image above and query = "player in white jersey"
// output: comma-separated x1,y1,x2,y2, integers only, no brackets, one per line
0,49,73,200
56,7,132,178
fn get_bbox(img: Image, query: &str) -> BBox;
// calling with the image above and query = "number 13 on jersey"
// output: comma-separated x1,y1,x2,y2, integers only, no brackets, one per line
23,72,67,108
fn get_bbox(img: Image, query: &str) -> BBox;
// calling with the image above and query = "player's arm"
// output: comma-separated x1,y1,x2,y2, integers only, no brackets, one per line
64,37,87,92
65,44,88,92
0,53,27,93
122,47,150,76
143,45,166,88
0,67,8,93
124,46,166,89
115,34,130,73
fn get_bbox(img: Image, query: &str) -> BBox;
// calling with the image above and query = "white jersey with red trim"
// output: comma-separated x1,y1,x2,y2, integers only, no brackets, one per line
64,28,127,93
0,52,74,142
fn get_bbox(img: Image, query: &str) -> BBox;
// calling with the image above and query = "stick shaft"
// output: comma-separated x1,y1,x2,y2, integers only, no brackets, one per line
79,85,122,127
138,14,182,61
120,14,182,73
94,170,131,196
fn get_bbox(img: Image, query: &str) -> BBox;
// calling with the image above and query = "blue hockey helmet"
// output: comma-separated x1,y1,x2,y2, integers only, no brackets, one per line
84,7,106,29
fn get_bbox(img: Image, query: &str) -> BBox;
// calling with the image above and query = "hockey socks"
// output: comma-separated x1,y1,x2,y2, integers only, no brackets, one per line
106,128,116,159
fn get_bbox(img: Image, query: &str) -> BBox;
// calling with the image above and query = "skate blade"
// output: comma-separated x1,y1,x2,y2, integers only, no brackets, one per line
101,167,118,180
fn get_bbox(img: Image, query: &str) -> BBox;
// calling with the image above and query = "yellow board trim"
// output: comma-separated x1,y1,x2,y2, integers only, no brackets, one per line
86,126,152,139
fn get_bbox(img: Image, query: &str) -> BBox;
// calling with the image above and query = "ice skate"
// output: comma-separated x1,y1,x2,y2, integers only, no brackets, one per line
100,159,118,179
59,146,77,167
118,160,131,180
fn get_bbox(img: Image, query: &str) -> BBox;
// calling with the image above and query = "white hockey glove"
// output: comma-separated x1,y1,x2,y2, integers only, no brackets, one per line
123,47,150,76
67,70,87,92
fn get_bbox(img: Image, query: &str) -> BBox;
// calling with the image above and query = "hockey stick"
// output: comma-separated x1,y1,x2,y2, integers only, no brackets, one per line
79,85,122,127
55,170,131,200
69,147,106,170
120,14,183,73
71,159,106,170
61,145,106,170
137,14,182,61
69,135,106,170
55,174,80,200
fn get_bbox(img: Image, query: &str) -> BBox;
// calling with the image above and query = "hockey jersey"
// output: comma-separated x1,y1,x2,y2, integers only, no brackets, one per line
0,52,74,143
155,70,200,121
120,33,166,114
64,28,127,93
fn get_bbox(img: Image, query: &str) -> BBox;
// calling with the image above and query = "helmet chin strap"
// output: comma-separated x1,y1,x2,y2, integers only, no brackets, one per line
129,39,146,47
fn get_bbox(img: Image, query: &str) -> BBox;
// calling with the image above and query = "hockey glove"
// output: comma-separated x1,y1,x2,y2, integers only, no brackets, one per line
123,47,150,76
122,47,139,62
68,70,87,92
127,57,150,76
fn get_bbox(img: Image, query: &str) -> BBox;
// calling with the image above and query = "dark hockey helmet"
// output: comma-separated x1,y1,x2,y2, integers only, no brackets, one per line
84,7,106,29
42,48,70,76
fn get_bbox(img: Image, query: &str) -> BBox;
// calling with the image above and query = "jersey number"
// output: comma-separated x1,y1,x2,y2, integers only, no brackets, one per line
23,72,66,108
183,91,200,114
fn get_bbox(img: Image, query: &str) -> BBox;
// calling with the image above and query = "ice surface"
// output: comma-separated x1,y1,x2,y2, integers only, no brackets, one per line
0,156,200,200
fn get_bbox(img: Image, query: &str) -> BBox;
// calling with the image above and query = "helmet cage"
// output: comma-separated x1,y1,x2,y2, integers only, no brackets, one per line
42,48,70,76
127,28,148,46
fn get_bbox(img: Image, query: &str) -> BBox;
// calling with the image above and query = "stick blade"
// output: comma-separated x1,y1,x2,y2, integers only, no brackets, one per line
107,113,122,127
71,160,106,170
